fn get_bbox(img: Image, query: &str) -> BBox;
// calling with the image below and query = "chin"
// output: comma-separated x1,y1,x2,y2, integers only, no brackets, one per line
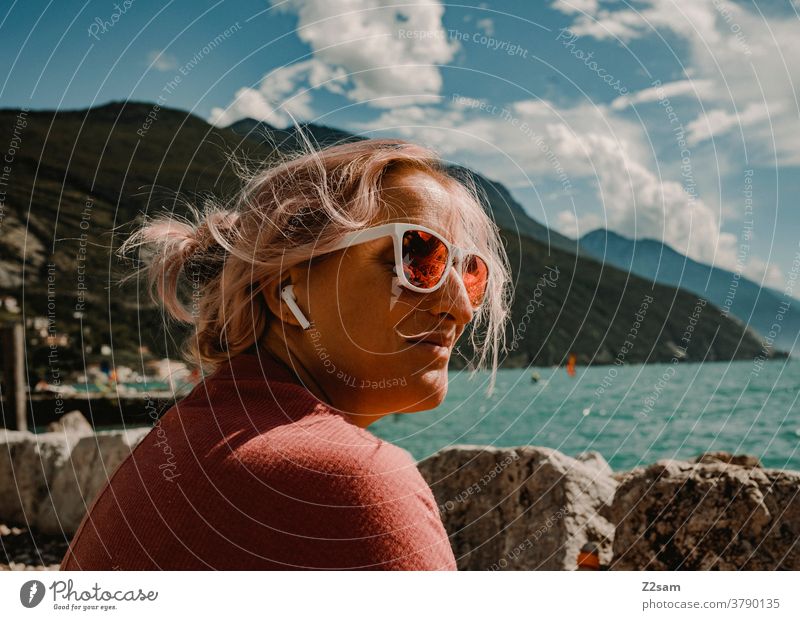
399,375,448,413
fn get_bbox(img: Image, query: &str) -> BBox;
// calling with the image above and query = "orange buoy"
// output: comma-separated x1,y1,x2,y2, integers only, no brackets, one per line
577,541,601,570
566,353,577,377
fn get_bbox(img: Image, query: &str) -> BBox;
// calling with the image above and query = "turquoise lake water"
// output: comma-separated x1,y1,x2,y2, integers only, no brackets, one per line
370,359,800,471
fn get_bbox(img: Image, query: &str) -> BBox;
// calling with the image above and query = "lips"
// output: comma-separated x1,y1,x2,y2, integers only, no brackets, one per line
405,332,455,348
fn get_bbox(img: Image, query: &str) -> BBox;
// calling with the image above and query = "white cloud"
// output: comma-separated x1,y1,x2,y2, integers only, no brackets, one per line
556,209,602,237
209,59,326,127
353,95,744,270
610,79,715,110
272,0,456,106
575,131,739,269
560,0,800,165
207,0,792,284
147,50,178,72
354,95,654,189
744,256,785,291
562,0,719,42
685,101,781,146
554,0,798,287
210,0,457,126
551,0,599,16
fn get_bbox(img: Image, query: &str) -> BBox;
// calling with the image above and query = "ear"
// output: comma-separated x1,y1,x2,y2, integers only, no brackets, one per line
261,272,305,328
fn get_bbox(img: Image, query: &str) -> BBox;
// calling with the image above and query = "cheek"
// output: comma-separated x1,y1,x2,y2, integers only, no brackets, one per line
323,264,396,350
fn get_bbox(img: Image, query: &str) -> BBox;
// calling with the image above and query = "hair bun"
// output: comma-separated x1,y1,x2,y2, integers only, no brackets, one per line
183,209,239,283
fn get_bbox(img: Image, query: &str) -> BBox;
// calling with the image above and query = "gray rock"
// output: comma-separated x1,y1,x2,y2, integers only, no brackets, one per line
0,430,73,527
46,411,93,435
610,459,800,570
575,450,614,477
691,451,763,468
0,428,151,536
6,428,797,570
417,445,617,570
37,429,151,534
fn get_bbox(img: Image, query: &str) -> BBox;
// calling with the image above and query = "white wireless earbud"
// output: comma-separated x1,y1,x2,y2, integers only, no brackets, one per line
280,284,312,330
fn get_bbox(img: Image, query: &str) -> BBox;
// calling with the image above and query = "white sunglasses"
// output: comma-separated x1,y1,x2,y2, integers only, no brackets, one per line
280,222,491,330
327,222,490,306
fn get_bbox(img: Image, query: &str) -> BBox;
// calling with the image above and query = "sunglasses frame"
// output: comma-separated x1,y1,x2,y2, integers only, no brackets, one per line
321,222,492,307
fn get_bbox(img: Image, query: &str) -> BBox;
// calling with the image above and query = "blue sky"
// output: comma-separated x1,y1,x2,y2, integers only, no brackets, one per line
2,0,799,293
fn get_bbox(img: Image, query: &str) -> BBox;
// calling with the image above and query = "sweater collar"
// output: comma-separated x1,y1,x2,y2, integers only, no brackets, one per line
208,346,364,427
210,347,301,386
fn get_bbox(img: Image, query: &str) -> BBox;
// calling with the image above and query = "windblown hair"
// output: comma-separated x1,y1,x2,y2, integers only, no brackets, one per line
119,132,513,395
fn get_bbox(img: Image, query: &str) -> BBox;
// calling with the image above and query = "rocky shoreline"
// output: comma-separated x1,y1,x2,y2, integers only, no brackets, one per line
418,446,800,570
2,414,798,570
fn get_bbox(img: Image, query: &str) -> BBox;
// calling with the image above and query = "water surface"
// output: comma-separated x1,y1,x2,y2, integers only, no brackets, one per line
371,359,800,471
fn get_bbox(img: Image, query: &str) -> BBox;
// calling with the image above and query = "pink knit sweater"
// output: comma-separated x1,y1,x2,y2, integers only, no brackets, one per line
60,350,456,570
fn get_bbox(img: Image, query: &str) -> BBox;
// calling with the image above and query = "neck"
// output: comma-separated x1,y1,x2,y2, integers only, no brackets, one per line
259,328,383,429
259,330,332,404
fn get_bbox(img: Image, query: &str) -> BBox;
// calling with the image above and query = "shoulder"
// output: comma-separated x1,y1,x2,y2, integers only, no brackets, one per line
227,406,427,503
214,407,455,569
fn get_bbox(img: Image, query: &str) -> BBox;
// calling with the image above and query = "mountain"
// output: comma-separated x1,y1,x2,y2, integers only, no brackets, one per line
580,229,796,355
0,101,778,380
453,168,577,254
0,101,275,372
227,118,363,151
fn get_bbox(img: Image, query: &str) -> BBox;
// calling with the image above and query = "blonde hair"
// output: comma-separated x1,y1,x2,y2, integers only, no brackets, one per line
119,133,512,395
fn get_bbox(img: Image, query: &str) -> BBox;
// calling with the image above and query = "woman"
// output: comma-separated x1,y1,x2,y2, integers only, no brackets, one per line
60,137,512,570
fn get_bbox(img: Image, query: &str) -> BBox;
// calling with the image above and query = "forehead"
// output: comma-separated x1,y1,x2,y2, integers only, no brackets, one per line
377,168,464,243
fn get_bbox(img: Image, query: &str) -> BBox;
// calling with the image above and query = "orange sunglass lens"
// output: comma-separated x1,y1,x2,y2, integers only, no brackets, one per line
402,230,449,288
401,230,489,308
462,254,489,307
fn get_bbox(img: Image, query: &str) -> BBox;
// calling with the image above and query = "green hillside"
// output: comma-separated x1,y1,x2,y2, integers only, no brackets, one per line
0,102,776,380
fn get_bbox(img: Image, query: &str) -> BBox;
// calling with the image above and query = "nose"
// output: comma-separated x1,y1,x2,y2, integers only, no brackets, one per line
426,260,475,327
